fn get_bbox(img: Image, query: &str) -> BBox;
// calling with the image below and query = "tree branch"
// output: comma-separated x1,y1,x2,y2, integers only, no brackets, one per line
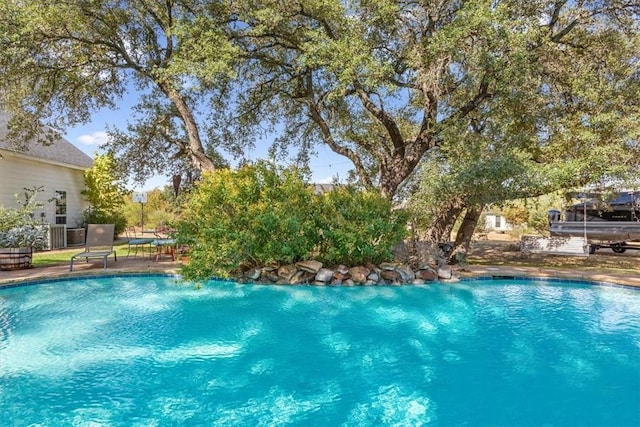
307,101,373,188
354,84,406,157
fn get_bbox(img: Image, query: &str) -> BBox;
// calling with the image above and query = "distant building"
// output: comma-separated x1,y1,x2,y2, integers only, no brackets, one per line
313,183,336,195
484,212,513,233
0,112,93,248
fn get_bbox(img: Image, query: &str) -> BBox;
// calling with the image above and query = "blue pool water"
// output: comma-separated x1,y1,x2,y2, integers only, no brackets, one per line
0,276,639,426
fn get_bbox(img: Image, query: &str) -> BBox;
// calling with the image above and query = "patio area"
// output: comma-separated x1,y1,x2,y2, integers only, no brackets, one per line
0,251,183,286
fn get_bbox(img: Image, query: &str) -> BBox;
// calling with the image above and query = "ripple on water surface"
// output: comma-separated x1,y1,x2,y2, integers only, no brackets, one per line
0,276,639,426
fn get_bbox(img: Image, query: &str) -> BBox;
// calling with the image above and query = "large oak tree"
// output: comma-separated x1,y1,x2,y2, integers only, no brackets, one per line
1,0,638,200
221,0,640,197
0,0,235,182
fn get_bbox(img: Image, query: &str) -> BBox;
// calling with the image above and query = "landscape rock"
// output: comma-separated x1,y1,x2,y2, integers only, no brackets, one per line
289,270,315,285
335,264,350,275
379,262,397,271
381,269,402,283
263,270,279,282
366,263,382,274
416,268,438,281
315,268,334,283
245,267,261,280
349,266,370,283
260,266,278,280
333,271,351,281
296,260,323,273
230,253,455,286
278,264,298,280
396,265,415,282
437,265,453,280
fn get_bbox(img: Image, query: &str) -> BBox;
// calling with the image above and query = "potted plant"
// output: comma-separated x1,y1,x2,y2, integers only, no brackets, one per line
0,187,49,270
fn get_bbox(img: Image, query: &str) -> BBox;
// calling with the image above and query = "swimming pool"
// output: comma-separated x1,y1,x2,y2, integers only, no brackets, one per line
0,276,638,426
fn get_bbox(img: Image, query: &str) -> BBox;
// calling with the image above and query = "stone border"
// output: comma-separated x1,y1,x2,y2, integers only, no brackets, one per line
2,271,638,293
240,260,452,286
2,255,638,290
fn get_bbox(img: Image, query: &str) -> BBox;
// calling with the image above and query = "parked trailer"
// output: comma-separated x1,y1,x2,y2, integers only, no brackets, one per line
549,190,640,254
549,221,640,253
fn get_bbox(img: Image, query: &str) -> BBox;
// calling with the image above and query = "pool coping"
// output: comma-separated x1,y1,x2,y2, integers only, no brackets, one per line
1,265,639,290
456,265,640,289
0,256,183,288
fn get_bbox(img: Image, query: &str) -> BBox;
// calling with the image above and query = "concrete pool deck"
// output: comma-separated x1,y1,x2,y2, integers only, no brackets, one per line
1,255,639,288
0,255,183,286
457,265,640,288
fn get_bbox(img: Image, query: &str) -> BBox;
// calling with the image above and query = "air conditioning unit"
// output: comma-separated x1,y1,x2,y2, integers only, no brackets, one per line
47,224,67,250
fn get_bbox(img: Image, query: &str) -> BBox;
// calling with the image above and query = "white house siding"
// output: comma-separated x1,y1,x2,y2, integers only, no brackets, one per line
0,151,88,227
484,214,512,232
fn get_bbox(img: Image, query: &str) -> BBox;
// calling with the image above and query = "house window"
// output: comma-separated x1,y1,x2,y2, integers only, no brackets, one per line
494,215,502,228
55,191,67,225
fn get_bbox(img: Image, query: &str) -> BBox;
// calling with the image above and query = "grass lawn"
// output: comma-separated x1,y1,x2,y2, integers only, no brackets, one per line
32,241,133,267
468,239,640,273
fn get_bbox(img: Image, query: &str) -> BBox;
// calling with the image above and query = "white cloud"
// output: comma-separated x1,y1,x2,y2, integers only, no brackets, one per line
77,131,109,146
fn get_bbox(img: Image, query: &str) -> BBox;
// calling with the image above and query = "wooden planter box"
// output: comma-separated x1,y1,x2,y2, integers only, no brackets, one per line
0,247,33,270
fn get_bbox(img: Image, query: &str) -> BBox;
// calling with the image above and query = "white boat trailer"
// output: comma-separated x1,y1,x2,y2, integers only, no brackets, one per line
550,221,640,254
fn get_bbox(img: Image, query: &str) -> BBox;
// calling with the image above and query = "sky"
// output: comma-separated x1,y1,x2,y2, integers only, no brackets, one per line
63,103,351,192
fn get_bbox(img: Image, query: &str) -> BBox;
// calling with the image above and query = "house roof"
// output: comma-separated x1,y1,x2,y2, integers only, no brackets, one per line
0,112,93,169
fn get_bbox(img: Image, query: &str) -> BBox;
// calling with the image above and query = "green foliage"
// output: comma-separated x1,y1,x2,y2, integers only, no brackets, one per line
314,186,409,266
82,154,128,236
485,192,569,237
0,0,233,181
523,193,567,235
123,187,183,230
3,0,638,202
82,210,128,239
177,163,317,279
0,187,49,249
475,214,489,235
176,162,407,281
501,204,529,229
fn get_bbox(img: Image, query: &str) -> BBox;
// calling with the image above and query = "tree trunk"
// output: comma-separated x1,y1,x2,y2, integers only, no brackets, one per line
450,204,484,264
379,154,422,199
421,197,466,243
162,83,216,172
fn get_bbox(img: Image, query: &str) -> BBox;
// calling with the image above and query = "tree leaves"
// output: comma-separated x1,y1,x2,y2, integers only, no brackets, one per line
1,0,638,201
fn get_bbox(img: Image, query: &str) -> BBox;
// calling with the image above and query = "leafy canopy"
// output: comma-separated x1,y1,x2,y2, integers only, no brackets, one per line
0,0,235,183
0,0,638,200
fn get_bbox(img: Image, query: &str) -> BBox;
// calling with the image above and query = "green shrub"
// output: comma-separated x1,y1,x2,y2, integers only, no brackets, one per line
0,187,49,250
82,153,128,237
83,209,127,238
176,162,408,281
177,163,317,280
314,186,409,266
124,187,183,230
